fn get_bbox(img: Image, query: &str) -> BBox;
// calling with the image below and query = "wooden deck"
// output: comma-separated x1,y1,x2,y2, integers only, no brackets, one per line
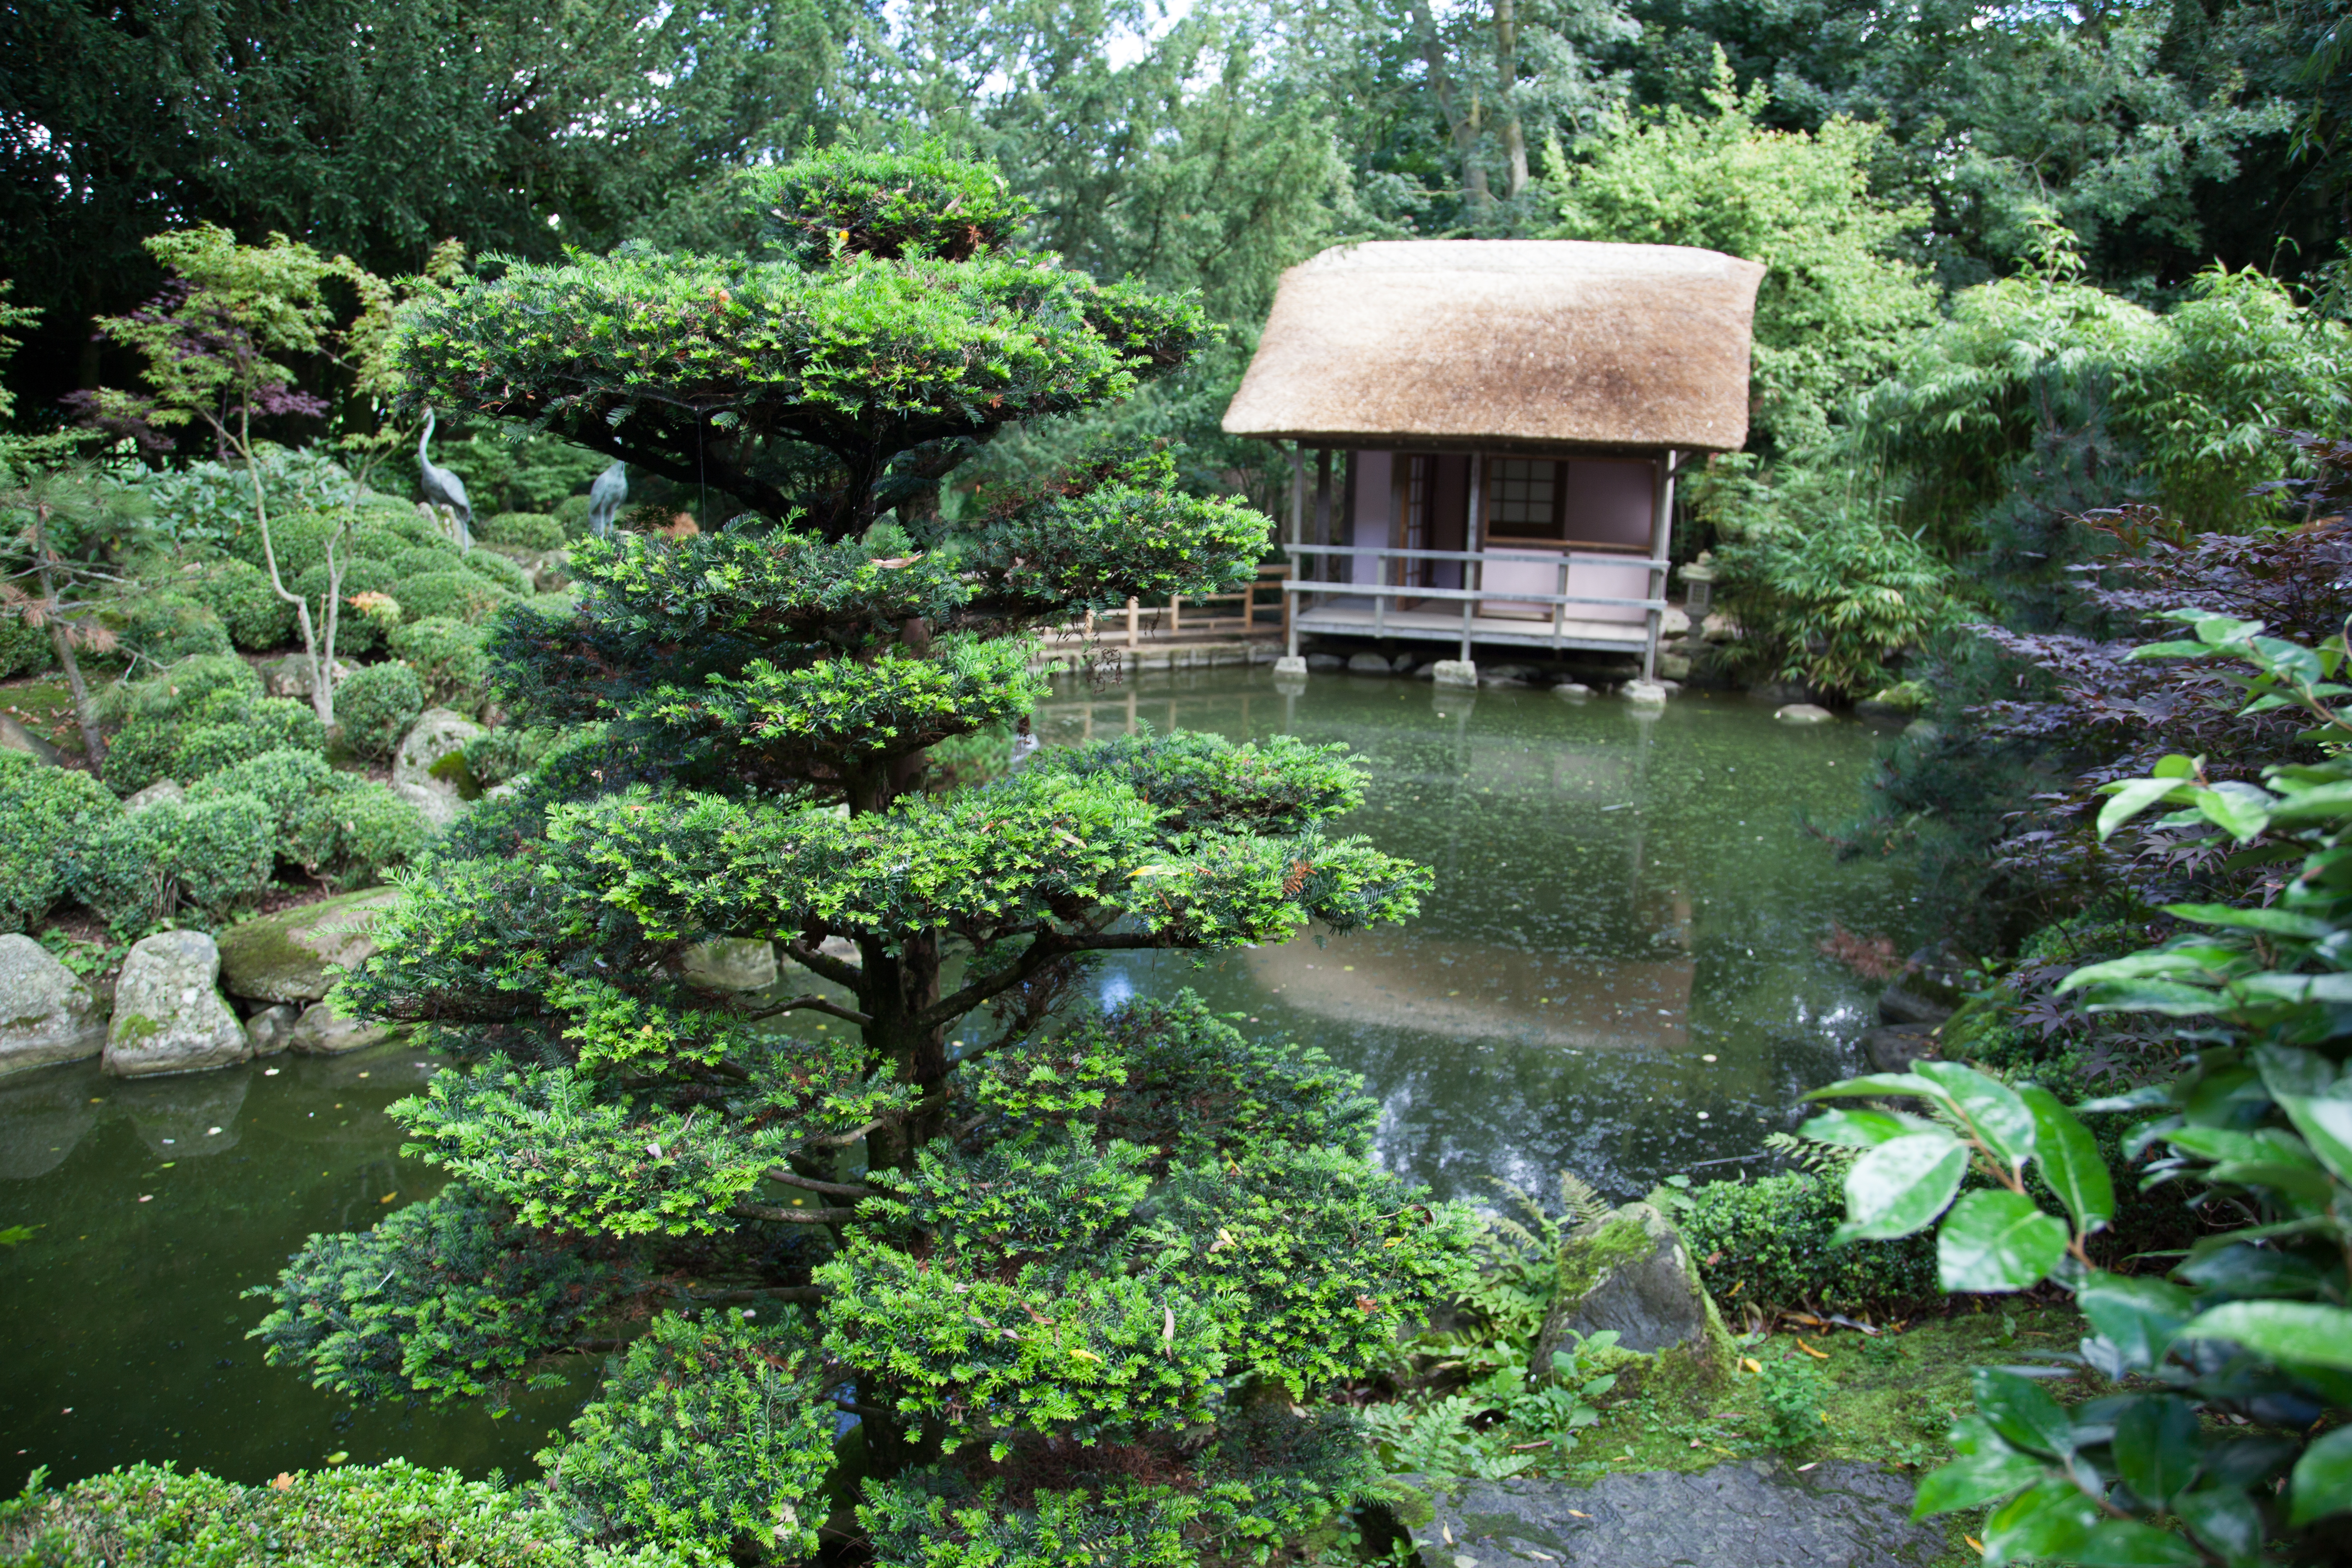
1291,597,1648,655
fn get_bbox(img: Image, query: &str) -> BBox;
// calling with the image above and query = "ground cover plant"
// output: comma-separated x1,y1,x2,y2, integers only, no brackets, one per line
248,147,1469,1568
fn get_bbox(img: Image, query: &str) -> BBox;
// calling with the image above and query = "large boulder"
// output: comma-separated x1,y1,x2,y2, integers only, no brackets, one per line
391,707,485,829
103,930,250,1078
0,934,108,1078
1346,651,1393,675
216,887,401,1004
0,713,64,766
1533,1202,1725,1373
289,998,394,1055
1400,1462,1946,1568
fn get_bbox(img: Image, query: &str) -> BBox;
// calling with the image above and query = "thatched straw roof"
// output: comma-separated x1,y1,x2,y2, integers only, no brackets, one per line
1221,240,1764,453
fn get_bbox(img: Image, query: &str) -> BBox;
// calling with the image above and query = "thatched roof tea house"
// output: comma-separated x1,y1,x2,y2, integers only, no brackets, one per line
1223,240,1764,677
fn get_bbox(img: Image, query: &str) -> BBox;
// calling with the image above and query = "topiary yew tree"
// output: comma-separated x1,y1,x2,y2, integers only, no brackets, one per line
252,146,1466,1568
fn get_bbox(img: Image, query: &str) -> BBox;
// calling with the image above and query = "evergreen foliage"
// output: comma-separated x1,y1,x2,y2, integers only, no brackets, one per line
335,662,424,761
258,148,1464,1566
0,750,120,931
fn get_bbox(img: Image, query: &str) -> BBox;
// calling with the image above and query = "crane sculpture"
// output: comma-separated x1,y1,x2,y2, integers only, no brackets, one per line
586,460,627,539
416,408,474,550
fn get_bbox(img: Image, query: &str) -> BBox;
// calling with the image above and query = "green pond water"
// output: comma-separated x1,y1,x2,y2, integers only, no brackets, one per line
0,665,1909,1493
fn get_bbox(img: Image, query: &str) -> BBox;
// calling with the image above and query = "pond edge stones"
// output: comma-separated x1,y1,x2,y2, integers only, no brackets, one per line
104,929,250,1078
0,934,109,1078
216,886,402,1005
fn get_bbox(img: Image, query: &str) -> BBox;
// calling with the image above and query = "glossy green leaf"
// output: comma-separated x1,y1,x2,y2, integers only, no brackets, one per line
2112,1395,2199,1506
2159,901,2333,937
1911,1446,2046,1517
2018,1084,2112,1235
2075,1273,2194,1369
2165,1125,2320,1171
2192,782,2272,841
1973,1368,2074,1460
1980,1477,2098,1568
2183,1301,2352,1370
2098,777,2188,840
2068,1519,2207,1567
1937,1190,2067,1294
2288,1423,2352,1526
1799,1107,1932,1148
2173,1486,2265,1568
2276,1094,2352,1184
1831,1131,1967,1244
1915,1061,2036,1173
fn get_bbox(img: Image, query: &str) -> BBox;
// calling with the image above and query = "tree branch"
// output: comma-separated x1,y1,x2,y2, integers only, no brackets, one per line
782,937,864,990
732,1202,861,1224
740,991,872,1026
763,1167,882,1200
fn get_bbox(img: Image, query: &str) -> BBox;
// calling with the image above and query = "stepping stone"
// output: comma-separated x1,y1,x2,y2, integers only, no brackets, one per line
1403,1461,1947,1568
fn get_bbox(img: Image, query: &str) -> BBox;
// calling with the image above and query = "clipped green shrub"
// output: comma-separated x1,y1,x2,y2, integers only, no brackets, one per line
459,550,534,597
107,592,232,664
71,792,275,934
553,493,593,538
188,748,341,870
107,653,261,723
293,557,401,656
0,615,54,676
388,618,491,711
0,752,122,931
0,1457,695,1567
325,780,435,885
172,697,328,779
386,545,468,581
98,722,185,797
187,749,432,885
337,662,424,760
179,557,297,650
402,571,517,625
1681,1168,1940,1312
478,511,565,552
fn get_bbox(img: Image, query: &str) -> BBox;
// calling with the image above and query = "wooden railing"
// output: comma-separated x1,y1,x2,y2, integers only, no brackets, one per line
1053,562,1292,650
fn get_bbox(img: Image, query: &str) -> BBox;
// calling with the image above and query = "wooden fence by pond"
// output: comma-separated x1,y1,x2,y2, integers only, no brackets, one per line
1037,562,1291,659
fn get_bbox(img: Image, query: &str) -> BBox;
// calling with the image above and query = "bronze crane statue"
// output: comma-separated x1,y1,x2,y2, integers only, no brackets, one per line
416,408,474,550
587,460,627,539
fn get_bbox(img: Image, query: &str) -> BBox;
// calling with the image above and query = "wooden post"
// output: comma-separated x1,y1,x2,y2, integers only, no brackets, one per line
1127,597,1139,650
1461,453,1484,662
1644,449,1677,683
1314,449,1333,587
1284,562,1298,657
1170,595,1181,636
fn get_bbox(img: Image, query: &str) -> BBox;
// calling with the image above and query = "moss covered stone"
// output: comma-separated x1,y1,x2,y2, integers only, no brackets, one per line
215,887,400,1004
1534,1202,1732,1387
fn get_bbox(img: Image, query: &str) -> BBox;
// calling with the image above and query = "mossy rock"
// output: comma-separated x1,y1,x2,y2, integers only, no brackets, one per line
1534,1203,1734,1389
215,887,401,1004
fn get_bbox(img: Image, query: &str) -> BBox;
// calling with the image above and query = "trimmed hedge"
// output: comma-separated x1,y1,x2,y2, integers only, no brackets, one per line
459,550,534,597
0,752,121,931
401,571,518,625
71,793,275,934
1681,1168,1942,1313
103,686,327,798
387,618,490,711
478,511,565,551
179,558,297,650
187,749,431,887
0,1459,691,1567
337,662,423,761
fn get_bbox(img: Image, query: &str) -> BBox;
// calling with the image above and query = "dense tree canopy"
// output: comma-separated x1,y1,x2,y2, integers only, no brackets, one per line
253,148,1464,1565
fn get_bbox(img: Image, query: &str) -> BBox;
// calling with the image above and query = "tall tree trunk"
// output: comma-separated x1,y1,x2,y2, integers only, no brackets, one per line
1495,0,1528,198
1411,0,1491,211
30,526,104,766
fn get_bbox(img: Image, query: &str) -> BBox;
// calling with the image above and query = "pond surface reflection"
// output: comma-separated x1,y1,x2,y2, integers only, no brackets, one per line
1039,667,1911,1204
0,665,1906,1492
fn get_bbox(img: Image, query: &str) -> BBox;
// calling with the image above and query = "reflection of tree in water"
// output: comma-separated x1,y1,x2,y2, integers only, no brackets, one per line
1059,669,1911,1205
